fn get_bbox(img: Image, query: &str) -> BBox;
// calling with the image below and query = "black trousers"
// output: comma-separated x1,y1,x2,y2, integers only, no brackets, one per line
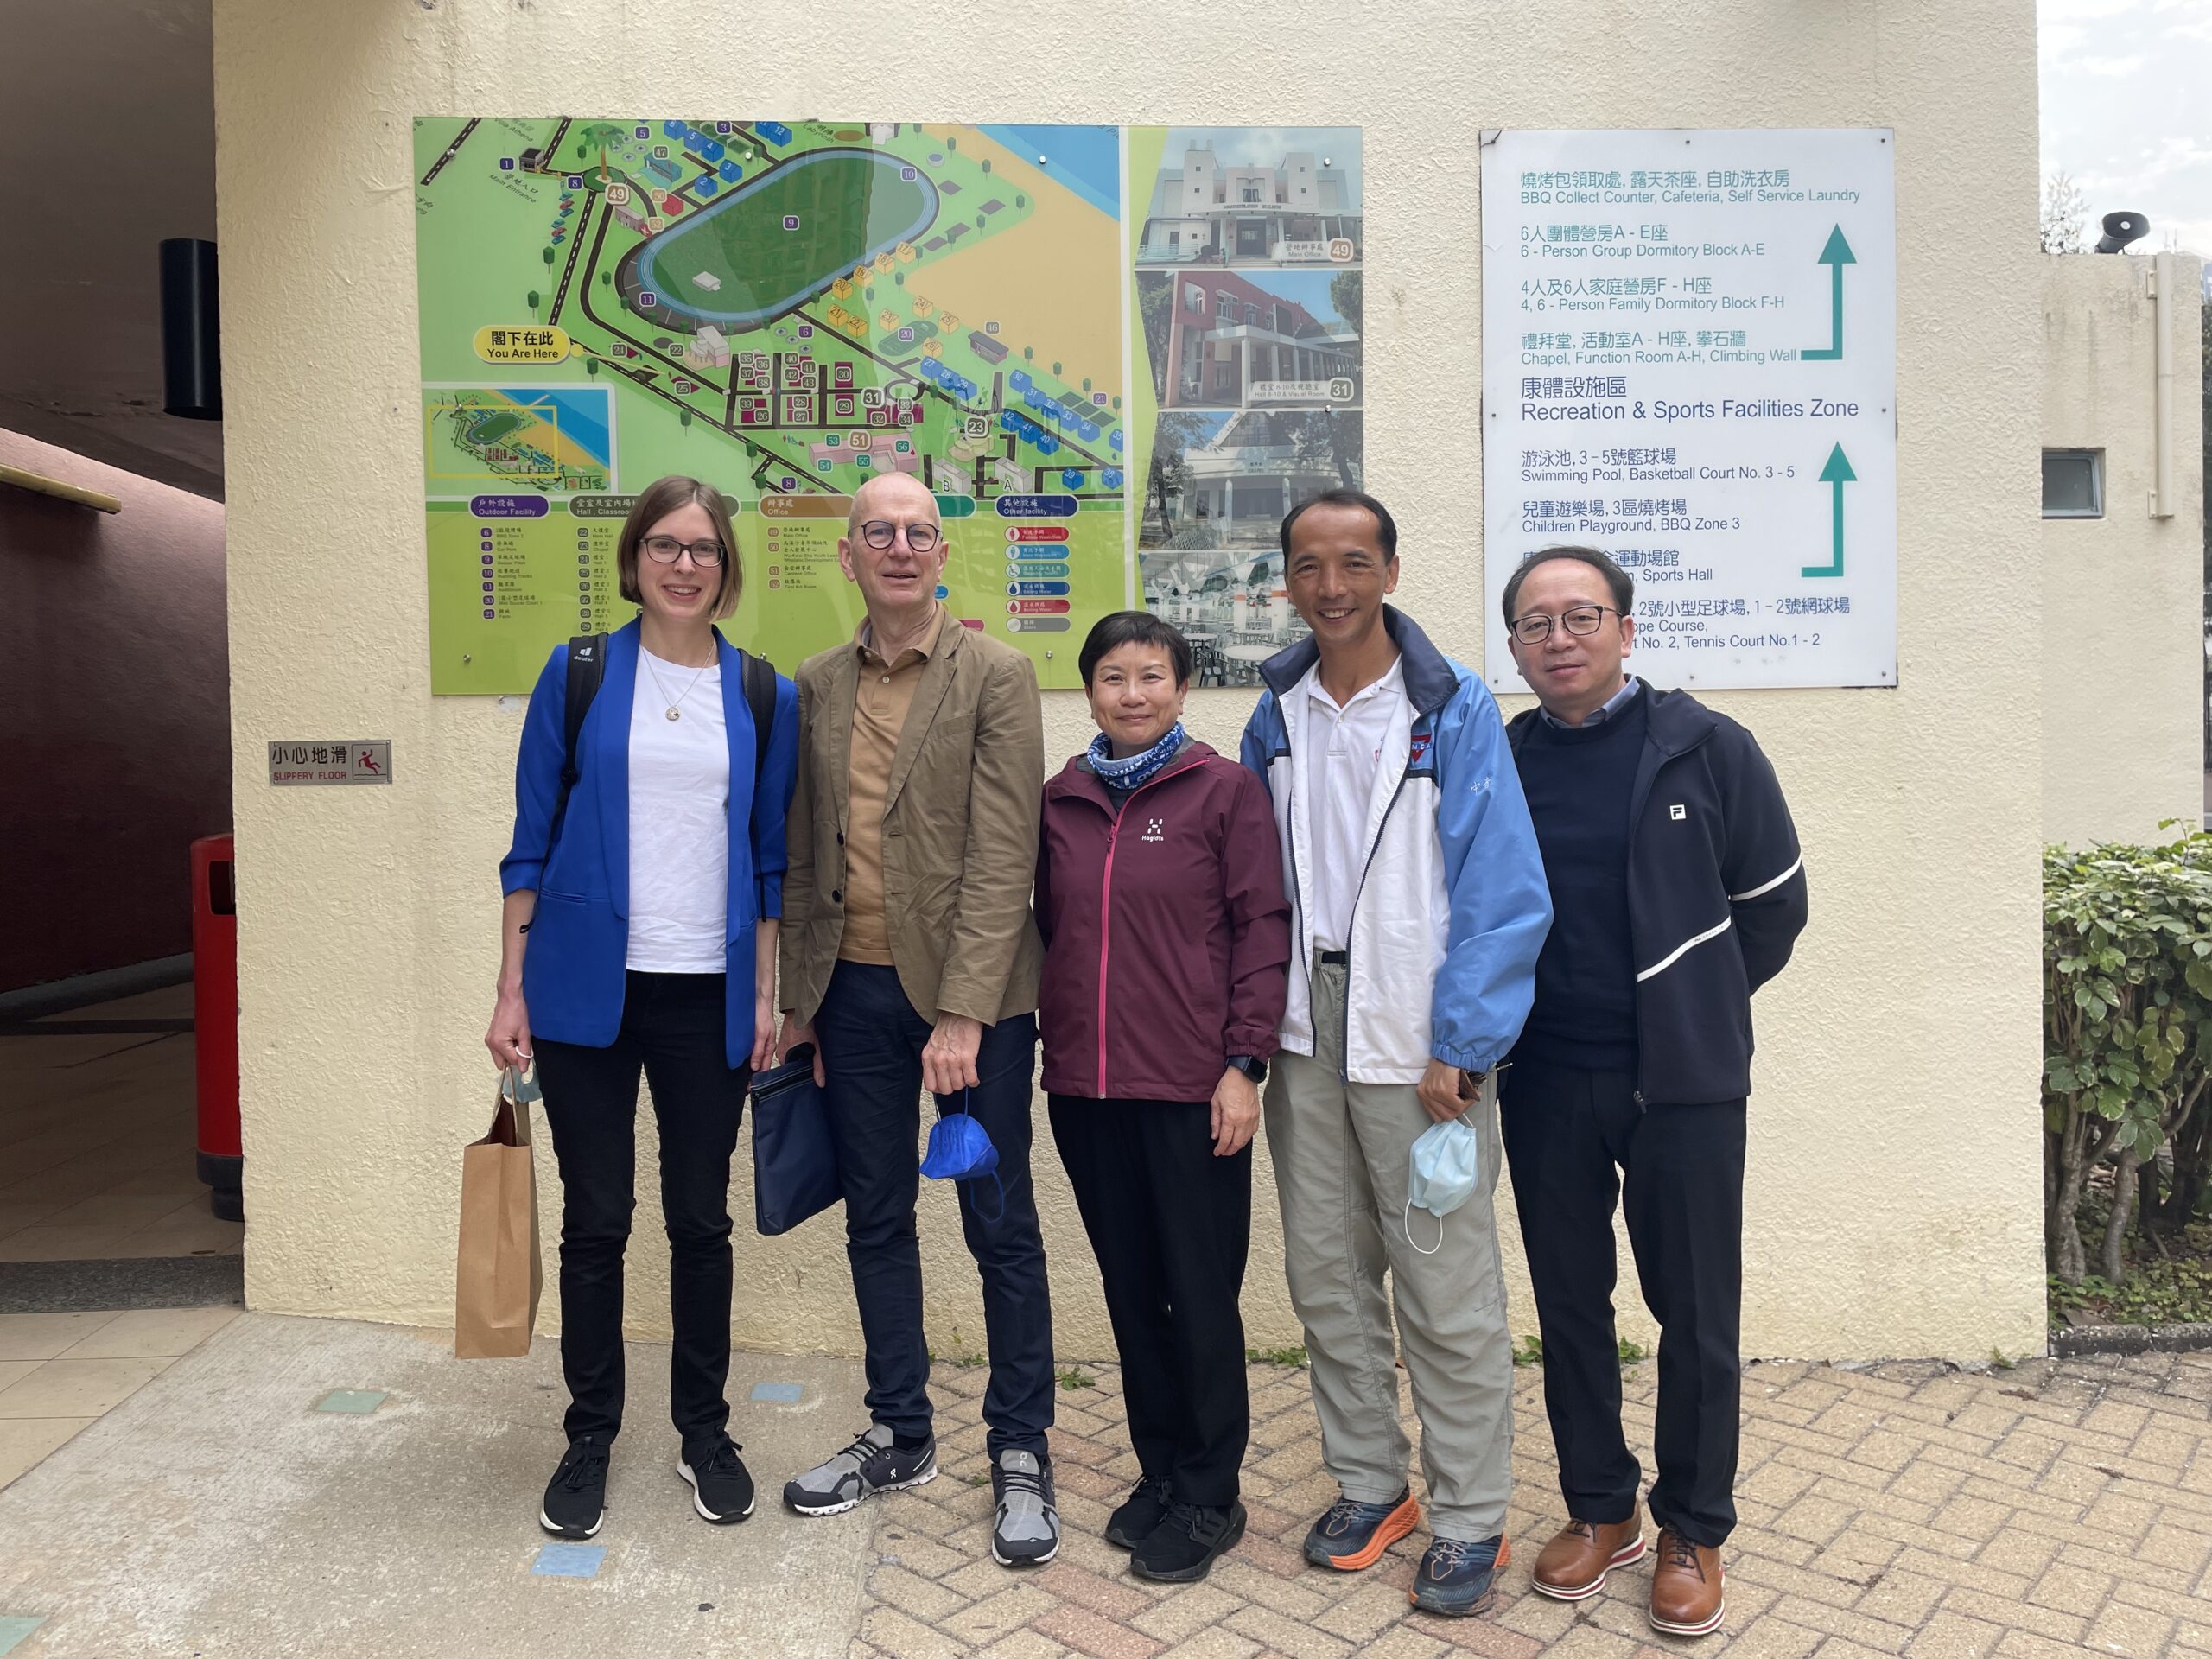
533,970,747,1451
1049,1095,1251,1507
814,961,1052,1458
1500,1058,1746,1548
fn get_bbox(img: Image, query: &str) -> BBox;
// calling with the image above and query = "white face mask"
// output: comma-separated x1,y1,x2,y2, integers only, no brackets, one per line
1402,1117,1480,1256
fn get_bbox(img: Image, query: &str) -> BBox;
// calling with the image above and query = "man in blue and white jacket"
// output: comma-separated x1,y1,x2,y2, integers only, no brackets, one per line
1241,489,1552,1618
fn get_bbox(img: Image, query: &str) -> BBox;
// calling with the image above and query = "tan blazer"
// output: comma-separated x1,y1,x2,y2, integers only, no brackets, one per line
779,618,1044,1028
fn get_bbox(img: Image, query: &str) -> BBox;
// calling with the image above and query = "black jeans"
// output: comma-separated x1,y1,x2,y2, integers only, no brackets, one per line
534,971,747,1451
1500,1058,1747,1548
814,960,1052,1457
1050,1096,1251,1507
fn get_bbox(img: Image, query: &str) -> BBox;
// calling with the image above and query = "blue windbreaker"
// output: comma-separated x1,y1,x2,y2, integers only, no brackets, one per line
1240,607,1552,1084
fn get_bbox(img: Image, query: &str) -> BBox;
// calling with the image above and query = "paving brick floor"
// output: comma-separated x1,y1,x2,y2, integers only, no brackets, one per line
849,1348,2212,1659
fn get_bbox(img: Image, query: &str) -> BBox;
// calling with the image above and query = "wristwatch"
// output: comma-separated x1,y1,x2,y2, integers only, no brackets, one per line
1227,1055,1268,1084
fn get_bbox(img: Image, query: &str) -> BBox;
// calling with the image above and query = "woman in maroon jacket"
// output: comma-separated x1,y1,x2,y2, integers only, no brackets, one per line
1037,611,1292,1584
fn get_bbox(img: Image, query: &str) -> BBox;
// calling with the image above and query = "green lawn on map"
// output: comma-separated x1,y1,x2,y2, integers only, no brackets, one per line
652,154,933,312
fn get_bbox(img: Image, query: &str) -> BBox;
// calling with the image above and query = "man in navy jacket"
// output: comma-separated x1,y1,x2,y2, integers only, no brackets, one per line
1499,545,1806,1641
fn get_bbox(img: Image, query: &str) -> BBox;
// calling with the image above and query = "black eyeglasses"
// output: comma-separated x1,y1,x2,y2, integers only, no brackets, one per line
639,536,726,567
1510,604,1621,645
859,519,941,553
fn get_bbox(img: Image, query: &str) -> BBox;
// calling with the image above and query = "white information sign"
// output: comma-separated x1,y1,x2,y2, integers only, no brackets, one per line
1481,129,1897,690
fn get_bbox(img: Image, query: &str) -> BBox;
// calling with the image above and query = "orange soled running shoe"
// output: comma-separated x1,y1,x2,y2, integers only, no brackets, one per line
1302,1486,1421,1571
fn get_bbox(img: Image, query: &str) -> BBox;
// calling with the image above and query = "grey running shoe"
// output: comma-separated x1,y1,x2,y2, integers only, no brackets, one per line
990,1448,1060,1567
782,1424,937,1516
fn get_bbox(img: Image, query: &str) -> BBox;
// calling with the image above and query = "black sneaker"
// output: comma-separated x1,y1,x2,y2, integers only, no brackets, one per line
540,1434,609,1538
783,1425,938,1516
1132,1500,1247,1583
677,1433,756,1524
1105,1474,1173,1549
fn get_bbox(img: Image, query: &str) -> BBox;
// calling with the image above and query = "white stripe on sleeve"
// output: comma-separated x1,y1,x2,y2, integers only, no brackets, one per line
1729,855,1802,903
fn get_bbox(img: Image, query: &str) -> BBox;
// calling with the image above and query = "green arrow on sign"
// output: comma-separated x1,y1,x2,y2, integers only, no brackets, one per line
1802,443,1854,577
1801,226,1855,362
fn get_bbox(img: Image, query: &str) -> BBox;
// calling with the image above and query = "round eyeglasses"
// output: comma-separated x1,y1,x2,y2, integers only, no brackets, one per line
1510,604,1622,645
639,536,726,566
859,519,941,553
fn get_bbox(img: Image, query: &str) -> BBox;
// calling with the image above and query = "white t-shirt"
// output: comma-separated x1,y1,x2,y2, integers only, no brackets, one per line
1300,656,1406,952
626,647,730,974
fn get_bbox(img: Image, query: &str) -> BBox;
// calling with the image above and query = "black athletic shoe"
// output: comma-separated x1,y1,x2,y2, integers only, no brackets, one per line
1131,1500,1247,1583
1105,1474,1174,1549
541,1434,610,1538
678,1433,756,1524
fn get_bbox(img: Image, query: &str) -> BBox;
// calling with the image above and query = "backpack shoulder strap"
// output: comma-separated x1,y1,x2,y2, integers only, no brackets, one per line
741,648,777,782
550,632,607,847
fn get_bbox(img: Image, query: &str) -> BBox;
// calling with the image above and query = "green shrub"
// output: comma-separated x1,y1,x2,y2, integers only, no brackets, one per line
2044,833,2212,1284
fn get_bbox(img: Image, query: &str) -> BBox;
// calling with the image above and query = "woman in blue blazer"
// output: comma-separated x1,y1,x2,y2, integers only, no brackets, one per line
486,474,798,1542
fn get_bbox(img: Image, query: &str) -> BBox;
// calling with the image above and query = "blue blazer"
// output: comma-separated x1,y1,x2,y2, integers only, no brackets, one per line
501,620,800,1067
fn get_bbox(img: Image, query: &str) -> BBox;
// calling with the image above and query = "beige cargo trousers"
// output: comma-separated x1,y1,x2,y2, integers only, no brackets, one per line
1262,953,1514,1543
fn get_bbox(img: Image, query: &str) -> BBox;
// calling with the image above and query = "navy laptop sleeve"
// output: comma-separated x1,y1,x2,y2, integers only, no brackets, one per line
748,1045,842,1236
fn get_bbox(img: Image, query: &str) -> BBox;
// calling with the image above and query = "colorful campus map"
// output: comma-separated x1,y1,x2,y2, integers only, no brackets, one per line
415,118,1137,692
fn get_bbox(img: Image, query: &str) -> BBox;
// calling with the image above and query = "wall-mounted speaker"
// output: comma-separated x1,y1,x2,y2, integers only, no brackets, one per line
2094,212,2149,255
160,238,221,420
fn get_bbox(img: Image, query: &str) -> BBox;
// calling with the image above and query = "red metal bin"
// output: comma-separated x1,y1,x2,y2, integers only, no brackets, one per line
192,834,243,1222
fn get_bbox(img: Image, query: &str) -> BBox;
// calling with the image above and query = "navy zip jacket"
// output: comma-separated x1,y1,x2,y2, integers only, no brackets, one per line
1505,686,1806,1105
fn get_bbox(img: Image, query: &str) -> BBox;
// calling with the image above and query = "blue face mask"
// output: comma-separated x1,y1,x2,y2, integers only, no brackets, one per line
920,1093,1004,1224
1403,1117,1480,1256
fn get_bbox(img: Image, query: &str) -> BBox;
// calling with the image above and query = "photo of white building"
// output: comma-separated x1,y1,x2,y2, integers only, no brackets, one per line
1137,126,1362,267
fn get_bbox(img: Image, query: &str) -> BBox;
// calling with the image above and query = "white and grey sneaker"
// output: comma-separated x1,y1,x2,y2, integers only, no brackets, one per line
990,1449,1060,1567
782,1424,937,1516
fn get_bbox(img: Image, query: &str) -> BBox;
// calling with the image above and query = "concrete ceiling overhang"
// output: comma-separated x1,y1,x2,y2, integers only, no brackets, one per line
0,0,223,499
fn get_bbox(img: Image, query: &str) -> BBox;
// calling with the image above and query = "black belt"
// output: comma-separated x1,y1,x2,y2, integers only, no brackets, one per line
1318,950,1349,966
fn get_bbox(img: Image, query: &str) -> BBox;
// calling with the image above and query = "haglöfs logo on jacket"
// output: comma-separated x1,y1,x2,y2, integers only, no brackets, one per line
1141,817,1165,843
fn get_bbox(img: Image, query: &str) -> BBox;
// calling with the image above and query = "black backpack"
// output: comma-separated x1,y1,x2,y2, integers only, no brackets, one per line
547,632,778,849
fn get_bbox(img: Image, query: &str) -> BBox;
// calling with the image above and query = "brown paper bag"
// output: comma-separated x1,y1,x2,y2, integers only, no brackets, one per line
454,1066,542,1358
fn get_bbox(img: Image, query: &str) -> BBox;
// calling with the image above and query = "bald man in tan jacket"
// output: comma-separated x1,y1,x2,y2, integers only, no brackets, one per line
774,474,1057,1570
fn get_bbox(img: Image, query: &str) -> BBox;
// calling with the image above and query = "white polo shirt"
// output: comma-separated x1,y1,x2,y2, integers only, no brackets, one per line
1300,655,1406,952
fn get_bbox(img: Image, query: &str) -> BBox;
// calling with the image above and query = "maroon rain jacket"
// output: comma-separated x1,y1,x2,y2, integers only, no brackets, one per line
1036,740,1292,1103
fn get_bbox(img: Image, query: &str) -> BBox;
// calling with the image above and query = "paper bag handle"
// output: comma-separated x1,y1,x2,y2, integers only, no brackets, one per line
489,1063,540,1147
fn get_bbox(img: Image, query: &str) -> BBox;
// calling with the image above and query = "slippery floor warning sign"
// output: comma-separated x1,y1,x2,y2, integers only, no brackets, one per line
268,741,393,785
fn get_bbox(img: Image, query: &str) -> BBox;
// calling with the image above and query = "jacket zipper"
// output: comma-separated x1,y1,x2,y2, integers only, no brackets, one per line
1620,736,1664,1107
1093,766,1184,1098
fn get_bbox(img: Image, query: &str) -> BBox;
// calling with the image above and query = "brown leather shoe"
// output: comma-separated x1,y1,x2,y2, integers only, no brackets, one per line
1530,1517,1646,1601
1648,1527,1725,1637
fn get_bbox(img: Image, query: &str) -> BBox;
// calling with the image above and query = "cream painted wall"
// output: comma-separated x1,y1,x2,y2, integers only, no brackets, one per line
2040,253,2206,849
213,0,2049,1363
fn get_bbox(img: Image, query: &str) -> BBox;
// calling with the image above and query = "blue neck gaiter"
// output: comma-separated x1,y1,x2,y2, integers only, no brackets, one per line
1087,722,1187,792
